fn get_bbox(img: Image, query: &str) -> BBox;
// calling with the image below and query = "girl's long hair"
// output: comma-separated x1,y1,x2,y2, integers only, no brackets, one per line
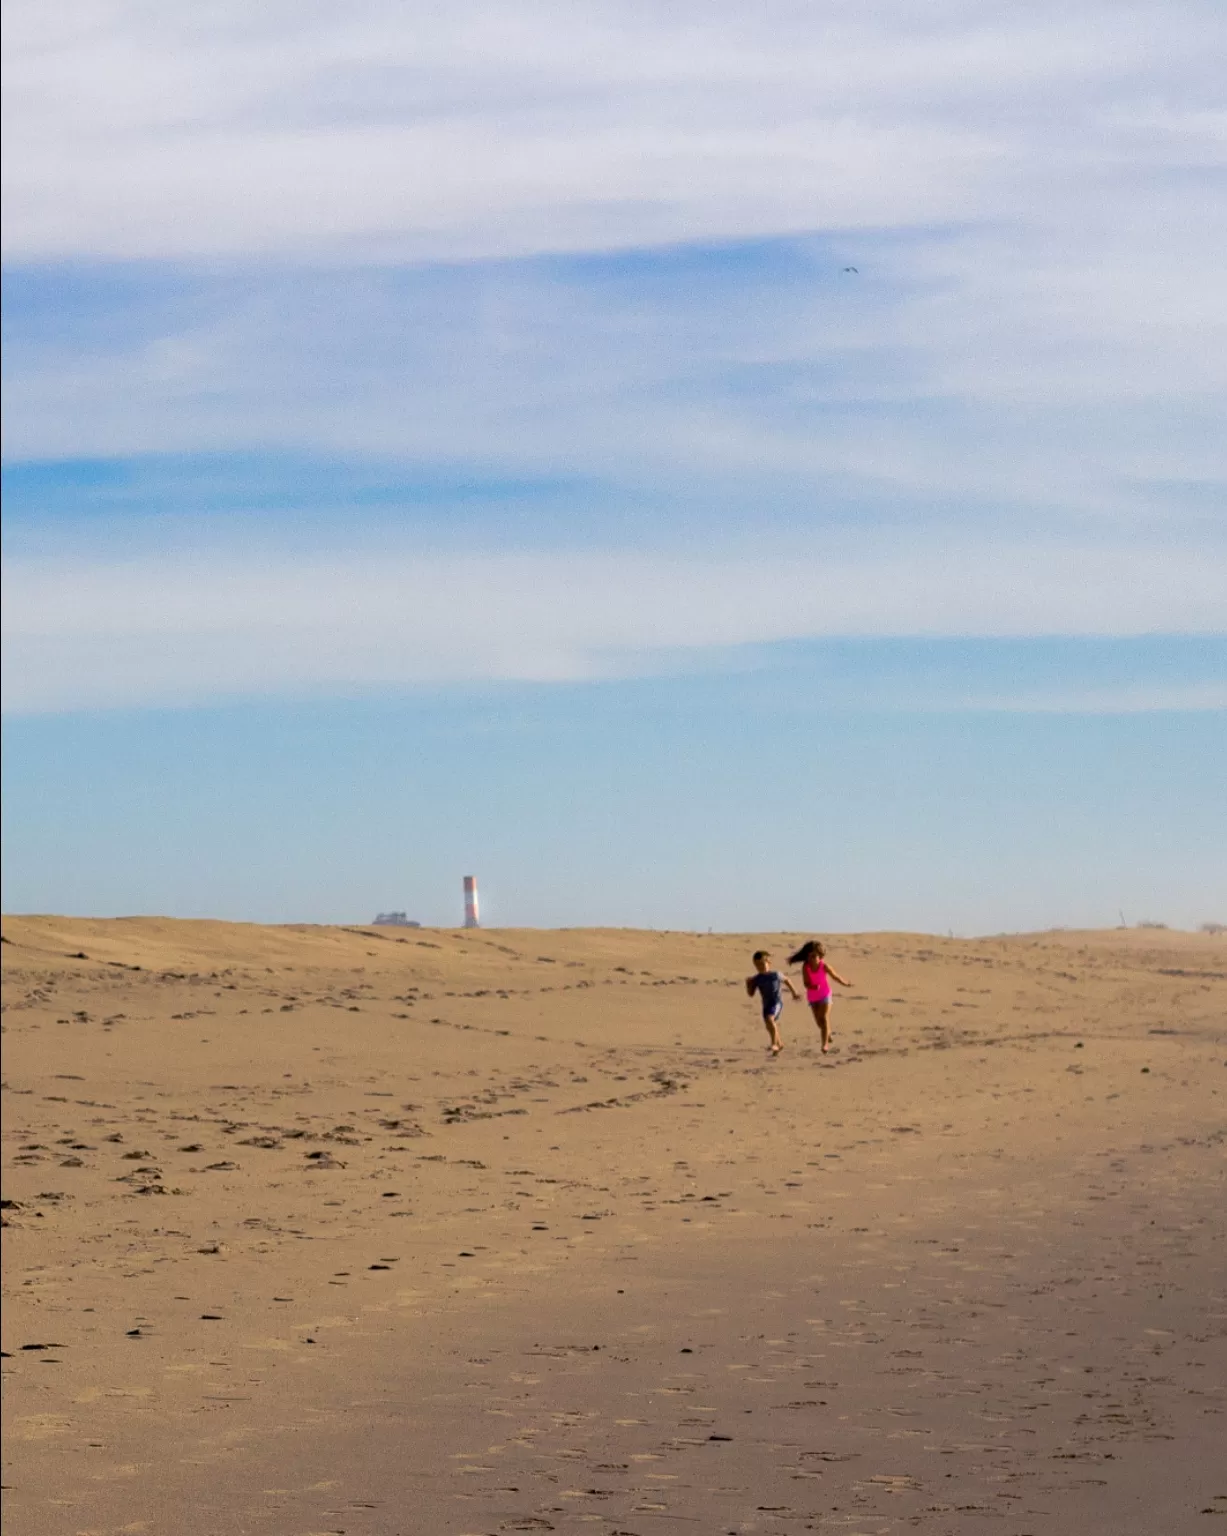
788,939,823,966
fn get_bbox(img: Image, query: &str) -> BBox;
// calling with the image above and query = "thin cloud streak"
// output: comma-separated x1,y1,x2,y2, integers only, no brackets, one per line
5,233,1224,522
4,1,1223,262
4,543,1223,714
4,2,1223,550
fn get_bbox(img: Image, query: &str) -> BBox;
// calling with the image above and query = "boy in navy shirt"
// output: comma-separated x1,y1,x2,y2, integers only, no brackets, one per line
745,949,800,1055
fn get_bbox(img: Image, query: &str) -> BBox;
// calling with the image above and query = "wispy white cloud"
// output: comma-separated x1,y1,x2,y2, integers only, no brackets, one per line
3,0,1223,719
4,540,1222,713
4,1,1223,262
6,3,1224,506
6,232,1223,527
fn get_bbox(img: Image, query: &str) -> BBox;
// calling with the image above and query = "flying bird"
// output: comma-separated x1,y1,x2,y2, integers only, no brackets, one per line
842,266,859,273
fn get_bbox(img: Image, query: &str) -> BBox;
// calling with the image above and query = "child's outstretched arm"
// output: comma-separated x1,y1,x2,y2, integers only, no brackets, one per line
745,975,758,996
828,966,853,987
784,977,801,999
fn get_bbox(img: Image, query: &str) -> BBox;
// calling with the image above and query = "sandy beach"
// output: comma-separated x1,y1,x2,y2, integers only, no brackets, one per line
2,916,1223,1535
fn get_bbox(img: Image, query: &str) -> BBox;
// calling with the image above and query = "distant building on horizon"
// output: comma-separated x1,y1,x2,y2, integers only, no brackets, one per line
372,911,421,927
463,876,480,928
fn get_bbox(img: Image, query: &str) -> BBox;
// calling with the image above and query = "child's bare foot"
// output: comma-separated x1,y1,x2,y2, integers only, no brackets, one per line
770,1042,783,1055
821,1036,833,1053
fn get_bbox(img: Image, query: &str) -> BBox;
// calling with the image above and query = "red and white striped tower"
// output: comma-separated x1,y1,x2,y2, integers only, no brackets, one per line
463,875,480,928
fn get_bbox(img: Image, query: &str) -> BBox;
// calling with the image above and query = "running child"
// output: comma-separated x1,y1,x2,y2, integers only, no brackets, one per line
745,950,800,1055
787,939,852,1054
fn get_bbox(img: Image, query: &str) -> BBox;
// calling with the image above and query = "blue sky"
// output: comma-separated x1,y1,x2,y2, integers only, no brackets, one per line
2,1,1224,929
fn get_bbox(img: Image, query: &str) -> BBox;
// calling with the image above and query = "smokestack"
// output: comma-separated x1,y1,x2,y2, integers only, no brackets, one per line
463,875,480,928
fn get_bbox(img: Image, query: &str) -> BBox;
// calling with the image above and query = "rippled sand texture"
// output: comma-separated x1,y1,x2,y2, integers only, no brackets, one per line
2,917,1224,1535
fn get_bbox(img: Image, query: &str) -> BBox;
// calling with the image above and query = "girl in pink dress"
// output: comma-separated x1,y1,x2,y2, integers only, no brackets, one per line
788,939,852,1054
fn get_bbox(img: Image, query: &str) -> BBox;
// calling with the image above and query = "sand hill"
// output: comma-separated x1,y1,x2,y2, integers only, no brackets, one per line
2,917,1224,1534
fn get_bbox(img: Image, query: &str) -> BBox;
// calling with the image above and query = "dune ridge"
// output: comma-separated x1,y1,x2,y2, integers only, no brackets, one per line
3,916,1224,1534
